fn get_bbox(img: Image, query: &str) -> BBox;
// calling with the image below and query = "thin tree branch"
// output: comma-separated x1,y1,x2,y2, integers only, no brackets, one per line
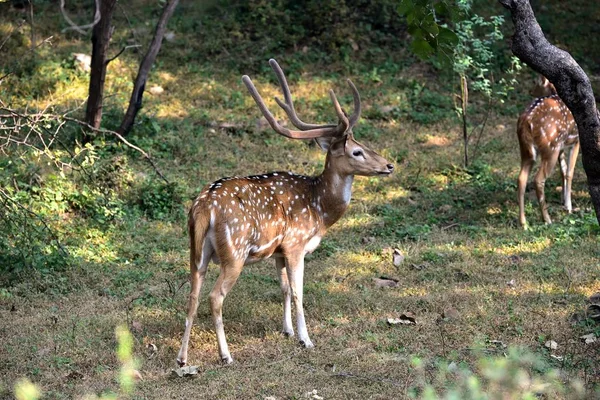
0,187,69,258
59,0,101,34
105,44,141,65
0,36,54,83
61,116,170,184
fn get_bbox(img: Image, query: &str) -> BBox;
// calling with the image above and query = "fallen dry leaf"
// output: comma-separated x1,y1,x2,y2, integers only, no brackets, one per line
146,343,158,359
131,320,142,332
304,389,324,400
388,312,417,325
392,249,404,267
545,340,558,350
580,333,597,345
171,365,199,378
507,255,522,265
587,304,600,322
410,263,427,271
361,236,375,244
373,277,399,289
488,340,507,349
507,279,516,287
550,354,564,362
132,369,143,381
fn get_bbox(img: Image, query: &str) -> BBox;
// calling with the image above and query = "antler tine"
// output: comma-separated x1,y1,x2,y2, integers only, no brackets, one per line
242,75,343,140
346,79,361,129
269,59,337,131
328,89,350,132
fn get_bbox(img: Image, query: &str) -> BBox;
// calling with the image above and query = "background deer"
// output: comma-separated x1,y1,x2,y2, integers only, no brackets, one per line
517,76,579,227
176,59,394,366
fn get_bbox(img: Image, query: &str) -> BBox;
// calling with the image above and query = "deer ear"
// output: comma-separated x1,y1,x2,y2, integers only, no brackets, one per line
315,135,347,156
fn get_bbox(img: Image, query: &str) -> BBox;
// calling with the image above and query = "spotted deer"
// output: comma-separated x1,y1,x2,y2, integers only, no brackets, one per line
517,76,579,227
176,59,394,366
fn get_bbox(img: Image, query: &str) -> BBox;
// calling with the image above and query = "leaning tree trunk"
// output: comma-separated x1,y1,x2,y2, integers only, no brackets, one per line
85,0,117,132
118,0,179,135
498,0,600,224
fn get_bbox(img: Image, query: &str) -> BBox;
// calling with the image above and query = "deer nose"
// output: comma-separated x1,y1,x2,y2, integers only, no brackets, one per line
387,164,394,172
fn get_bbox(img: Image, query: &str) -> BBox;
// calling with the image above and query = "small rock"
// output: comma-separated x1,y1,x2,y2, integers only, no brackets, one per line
373,277,399,289
149,86,164,95
507,279,516,287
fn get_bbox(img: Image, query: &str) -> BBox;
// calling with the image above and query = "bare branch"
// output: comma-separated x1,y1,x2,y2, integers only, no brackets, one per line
0,187,69,258
59,0,101,34
105,44,141,65
0,36,54,83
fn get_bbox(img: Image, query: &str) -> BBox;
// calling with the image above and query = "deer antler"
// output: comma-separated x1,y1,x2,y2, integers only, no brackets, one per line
242,59,361,139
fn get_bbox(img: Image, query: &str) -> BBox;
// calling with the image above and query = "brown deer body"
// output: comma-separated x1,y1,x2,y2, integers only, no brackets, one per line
177,59,393,366
517,76,579,227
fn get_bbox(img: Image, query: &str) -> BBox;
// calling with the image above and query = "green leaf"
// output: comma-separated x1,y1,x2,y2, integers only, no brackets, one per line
411,37,435,59
420,15,440,36
397,0,414,16
438,27,459,47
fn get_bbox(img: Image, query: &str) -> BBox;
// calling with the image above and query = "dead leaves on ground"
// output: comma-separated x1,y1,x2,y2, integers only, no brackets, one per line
171,365,199,378
387,312,417,326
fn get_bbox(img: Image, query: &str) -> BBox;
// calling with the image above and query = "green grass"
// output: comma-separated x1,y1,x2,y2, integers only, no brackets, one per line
1,0,599,399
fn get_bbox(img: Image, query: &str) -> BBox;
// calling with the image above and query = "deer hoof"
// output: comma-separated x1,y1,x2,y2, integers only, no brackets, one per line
300,339,314,349
176,357,186,367
282,329,295,337
221,355,234,365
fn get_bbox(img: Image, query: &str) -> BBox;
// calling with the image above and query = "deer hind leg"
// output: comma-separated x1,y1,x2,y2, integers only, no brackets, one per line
518,156,534,228
534,150,560,224
564,141,580,213
276,257,294,337
177,238,212,367
559,150,568,206
209,259,243,364
285,253,313,348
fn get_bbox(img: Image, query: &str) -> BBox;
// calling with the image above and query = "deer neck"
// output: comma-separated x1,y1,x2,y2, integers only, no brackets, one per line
314,158,354,228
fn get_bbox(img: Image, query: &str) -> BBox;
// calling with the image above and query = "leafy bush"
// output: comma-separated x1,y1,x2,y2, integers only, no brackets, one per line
136,180,184,220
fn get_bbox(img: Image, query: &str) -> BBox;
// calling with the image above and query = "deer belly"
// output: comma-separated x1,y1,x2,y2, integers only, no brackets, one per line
304,235,322,254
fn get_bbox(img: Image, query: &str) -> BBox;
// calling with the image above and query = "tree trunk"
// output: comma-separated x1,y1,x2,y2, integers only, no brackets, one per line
85,0,117,132
118,0,180,135
498,0,600,224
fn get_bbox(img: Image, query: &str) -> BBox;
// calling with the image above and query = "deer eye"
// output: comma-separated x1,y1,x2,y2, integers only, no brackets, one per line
352,150,364,158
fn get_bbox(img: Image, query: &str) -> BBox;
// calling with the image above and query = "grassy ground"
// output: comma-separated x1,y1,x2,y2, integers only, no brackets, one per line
1,1,599,399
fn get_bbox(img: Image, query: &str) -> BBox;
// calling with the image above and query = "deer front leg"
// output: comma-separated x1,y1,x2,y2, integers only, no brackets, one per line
564,141,580,213
285,254,313,348
534,150,560,224
276,257,294,337
209,261,243,364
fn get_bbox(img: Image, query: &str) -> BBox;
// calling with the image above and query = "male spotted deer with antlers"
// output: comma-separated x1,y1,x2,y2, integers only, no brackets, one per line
176,59,393,366
517,75,579,227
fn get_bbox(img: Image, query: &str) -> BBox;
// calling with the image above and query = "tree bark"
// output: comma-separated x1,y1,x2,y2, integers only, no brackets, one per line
498,0,600,224
85,0,117,132
117,0,180,135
